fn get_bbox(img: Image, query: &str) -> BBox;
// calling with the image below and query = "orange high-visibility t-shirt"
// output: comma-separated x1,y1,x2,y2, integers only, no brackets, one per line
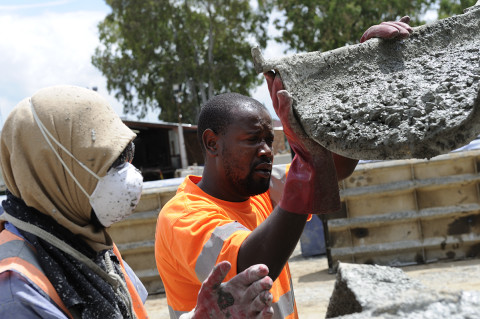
155,174,298,319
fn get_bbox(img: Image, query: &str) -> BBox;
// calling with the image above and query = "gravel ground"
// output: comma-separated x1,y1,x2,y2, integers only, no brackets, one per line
144,243,480,318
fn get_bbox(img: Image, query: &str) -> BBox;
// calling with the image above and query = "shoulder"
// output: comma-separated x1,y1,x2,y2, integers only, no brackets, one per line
159,178,229,226
157,190,235,240
0,271,68,319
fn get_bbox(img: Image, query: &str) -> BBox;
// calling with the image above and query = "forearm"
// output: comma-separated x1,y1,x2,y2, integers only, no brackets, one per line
237,207,308,281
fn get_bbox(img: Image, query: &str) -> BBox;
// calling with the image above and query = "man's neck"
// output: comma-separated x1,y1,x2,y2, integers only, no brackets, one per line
197,175,249,203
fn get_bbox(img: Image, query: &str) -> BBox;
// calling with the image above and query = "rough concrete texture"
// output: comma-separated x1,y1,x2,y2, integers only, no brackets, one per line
326,262,480,319
252,5,480,160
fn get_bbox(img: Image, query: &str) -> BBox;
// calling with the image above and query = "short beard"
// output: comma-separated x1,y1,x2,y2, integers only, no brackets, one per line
243,171,270,197
223,161,270,198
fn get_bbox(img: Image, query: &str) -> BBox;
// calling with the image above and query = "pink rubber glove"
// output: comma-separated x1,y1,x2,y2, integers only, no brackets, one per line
360,16,413,43
186,261,274,319
265,72,341,215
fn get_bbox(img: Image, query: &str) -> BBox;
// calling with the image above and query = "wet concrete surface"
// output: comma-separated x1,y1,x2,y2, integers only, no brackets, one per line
252,6,480,161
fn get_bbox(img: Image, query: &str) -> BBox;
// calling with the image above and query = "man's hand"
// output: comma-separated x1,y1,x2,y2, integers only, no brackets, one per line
185,261,274,319
360,16,413,43
265,71,341,215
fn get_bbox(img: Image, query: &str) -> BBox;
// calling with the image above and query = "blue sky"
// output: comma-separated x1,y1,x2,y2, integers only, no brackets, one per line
0,0,109,14
0,0,282,127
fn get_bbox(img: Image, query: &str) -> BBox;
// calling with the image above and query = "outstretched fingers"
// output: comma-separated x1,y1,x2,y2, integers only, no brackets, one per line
264,71,275,94
203,261,231,289
257,306,274,319
228,263,269,285
275,90,294,127
251,291,274,318
264,71,286,114
242,278,273,318
243,276,273,301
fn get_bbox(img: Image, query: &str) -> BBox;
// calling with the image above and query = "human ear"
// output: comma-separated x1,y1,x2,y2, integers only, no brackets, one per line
203,129,219,157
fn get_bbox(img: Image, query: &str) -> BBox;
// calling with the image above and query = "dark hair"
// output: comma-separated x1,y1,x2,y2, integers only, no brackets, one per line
109,142,135,170
197,93,267,155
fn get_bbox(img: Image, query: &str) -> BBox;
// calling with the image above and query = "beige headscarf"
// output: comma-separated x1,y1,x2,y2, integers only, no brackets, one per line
0,85,136,251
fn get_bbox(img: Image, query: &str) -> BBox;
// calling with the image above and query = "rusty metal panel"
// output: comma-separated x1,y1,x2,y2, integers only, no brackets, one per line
350,221,421,247
413,157,476,179
328,150,480,270
346,189,417,217
329,228,352,251
416,181,479,208
344,164,413,188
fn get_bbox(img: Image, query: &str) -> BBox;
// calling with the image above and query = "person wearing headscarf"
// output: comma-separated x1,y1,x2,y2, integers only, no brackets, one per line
0,85,274,319
0,85,147,319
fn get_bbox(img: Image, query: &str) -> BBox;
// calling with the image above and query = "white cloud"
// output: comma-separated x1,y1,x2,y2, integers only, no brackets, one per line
423,9,439,22
250,10,290,120
0,9,125,126
0,4,287,127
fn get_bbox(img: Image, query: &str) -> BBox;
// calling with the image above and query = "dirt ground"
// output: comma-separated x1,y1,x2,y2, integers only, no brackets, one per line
144,244,480,318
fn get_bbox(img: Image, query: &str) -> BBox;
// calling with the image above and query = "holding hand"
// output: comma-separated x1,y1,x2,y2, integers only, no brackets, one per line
360,16,413,43
265,71,341,215
185,261,274,319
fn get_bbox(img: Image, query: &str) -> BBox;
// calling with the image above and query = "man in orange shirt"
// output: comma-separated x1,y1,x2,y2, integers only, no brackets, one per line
156,18,412,319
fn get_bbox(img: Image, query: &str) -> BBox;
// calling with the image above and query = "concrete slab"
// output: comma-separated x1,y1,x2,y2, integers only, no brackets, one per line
326,262,480,318
252,5,480,160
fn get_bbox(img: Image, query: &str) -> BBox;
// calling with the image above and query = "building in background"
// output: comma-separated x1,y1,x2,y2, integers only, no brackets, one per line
123,120,203,180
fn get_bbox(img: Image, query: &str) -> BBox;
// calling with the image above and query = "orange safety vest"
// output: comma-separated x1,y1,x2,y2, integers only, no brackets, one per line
113,243,150,319
0,225,149,319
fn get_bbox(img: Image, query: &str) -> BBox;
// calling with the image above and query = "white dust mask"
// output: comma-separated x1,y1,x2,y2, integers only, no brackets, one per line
30,99,143,227
90,162,143,227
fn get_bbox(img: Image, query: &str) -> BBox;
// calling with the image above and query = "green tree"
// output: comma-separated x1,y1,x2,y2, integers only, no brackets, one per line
92,0,270,123
270,0,436,53
437,0,477,19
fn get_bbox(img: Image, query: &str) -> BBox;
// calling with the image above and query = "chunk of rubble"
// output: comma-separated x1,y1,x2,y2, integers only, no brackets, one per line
252,5,480,160
326,262,480,318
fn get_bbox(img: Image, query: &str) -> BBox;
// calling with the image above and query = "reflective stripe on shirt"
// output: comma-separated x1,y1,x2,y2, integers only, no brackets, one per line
195,221,249,282
168,304,188,318
1,224,149,319
272,278,295,318
0,231,72,318
0,240,42,269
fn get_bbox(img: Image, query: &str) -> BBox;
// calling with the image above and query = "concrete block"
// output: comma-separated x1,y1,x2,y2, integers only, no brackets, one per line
326,262,480,318
252,6,480,160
